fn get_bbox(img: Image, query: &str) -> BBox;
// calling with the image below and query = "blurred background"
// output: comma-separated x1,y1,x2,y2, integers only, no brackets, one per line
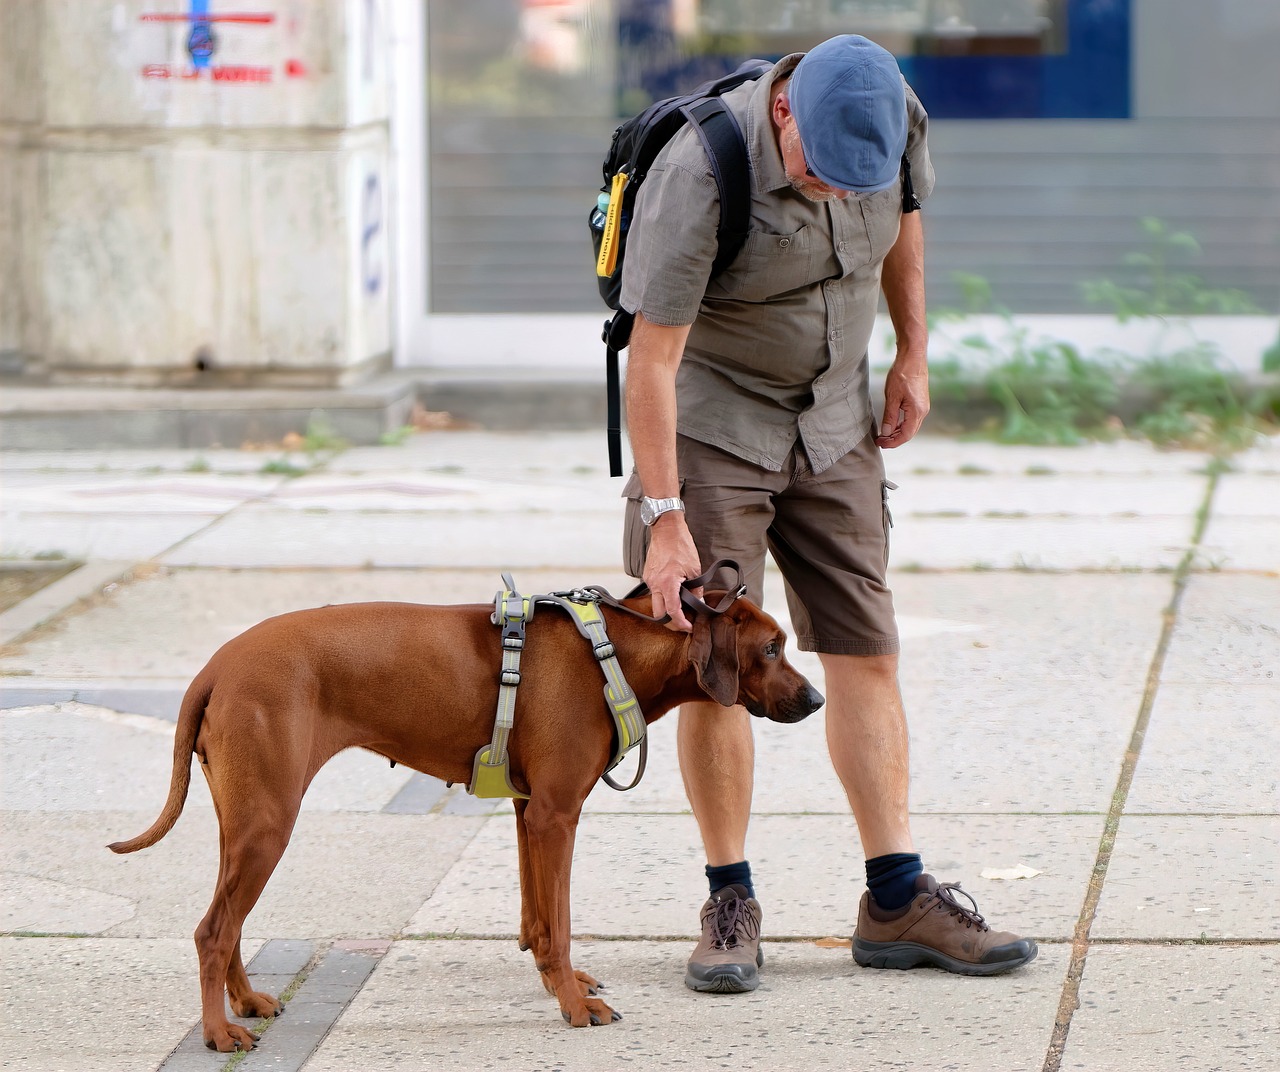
0,0,1277,395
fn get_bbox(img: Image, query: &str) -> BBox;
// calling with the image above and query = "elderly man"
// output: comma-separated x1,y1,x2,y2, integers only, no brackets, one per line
620,35,1037,992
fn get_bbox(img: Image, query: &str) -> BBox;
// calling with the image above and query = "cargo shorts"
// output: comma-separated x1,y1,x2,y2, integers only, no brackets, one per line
623,430,899,655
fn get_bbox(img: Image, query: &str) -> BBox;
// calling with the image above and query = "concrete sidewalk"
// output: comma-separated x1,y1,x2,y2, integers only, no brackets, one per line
1,430,1277,1071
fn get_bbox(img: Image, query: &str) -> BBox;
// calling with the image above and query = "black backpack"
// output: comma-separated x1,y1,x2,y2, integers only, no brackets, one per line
590,59,773,477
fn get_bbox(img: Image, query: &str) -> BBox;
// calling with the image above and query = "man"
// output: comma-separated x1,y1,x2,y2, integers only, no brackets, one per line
619,34,1037,992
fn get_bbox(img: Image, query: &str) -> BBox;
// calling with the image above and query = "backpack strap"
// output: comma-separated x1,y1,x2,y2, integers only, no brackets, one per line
681,97,753,278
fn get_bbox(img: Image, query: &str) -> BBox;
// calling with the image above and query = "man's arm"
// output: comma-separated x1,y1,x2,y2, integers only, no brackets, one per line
876,209,929,449
626,312,701,631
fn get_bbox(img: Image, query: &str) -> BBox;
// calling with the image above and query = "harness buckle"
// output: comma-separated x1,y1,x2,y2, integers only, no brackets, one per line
501,668,521,687
502,634,524,651
593,640,616,661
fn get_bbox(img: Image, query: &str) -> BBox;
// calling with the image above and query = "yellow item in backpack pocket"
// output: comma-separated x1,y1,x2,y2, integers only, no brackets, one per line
595,171,630,279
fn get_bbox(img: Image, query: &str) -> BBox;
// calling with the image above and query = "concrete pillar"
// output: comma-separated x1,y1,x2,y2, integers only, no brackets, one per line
0,0,392,387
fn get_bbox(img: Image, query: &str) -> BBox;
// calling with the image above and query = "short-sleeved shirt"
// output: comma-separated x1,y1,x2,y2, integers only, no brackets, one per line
619,53,934,474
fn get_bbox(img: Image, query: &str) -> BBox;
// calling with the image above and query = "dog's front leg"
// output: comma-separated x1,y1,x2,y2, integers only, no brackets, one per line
513,800,544,959
516,800,602,1000
523,797,620,1026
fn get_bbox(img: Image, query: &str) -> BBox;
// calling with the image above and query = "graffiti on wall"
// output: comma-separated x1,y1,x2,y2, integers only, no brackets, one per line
362,172,383,298
138,1,308,83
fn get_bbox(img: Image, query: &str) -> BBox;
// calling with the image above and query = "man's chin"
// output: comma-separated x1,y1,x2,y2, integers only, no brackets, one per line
789,179,841,202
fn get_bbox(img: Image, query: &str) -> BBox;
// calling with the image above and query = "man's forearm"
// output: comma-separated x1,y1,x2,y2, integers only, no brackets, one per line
881,210,927,364
625,313,692,498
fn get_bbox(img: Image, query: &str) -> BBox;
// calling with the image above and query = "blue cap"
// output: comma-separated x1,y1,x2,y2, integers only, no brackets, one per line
788,35,907,193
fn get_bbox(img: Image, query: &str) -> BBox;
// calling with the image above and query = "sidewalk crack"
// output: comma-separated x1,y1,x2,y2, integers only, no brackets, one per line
1041,459,1225,1072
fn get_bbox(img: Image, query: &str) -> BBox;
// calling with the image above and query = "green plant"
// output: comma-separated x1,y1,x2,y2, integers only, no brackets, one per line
1129,344,1269,450
1263,328,1280,374
925,219,1277,451
185,457,211,473
301,411,349,457
1080,217,1260,320
260,458,308,477
379,425,415,446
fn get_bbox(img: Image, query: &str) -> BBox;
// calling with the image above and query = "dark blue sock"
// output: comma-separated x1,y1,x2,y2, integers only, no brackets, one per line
706,861,754,900
865,852,923,912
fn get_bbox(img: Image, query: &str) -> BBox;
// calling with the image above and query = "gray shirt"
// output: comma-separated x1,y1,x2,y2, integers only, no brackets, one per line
620,54,934,473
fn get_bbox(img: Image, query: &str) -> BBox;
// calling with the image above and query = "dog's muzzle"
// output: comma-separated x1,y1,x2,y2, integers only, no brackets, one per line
748,683,824,724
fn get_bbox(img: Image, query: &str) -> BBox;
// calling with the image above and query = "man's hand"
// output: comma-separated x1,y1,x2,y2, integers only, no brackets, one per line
876,356,930,449
642,512,702,632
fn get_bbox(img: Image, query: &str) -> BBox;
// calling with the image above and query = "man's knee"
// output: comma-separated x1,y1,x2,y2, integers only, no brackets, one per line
819,651,900,684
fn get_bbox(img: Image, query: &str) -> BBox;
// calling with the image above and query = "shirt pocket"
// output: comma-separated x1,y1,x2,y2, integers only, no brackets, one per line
719,224,818,302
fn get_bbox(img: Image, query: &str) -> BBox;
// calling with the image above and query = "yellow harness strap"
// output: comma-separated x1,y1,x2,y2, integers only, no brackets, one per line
470,578,532,799
468,580,647,799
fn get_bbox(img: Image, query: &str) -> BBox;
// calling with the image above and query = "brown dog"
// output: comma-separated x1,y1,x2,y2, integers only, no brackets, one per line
109,587,823,1051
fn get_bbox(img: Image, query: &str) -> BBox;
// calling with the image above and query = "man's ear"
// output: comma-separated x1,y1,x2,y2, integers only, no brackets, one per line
689,613,740,708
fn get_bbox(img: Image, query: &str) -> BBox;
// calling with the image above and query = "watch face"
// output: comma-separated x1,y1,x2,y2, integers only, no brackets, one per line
641,499,656,525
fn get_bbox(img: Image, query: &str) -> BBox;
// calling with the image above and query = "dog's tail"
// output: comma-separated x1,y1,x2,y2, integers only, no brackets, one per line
107,670,212,854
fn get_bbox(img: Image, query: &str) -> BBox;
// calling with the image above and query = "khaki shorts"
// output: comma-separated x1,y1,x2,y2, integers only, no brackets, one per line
623,431,899,655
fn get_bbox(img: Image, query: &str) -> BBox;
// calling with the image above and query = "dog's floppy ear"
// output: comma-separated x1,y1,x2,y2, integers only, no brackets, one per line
689,611,740,707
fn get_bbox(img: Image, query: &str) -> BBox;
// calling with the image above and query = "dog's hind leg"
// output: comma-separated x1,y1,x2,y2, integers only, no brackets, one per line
194,819,294,1051
194,743,304,1053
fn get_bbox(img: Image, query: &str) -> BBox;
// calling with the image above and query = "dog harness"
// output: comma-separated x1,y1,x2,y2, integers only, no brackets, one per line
470,577,648,799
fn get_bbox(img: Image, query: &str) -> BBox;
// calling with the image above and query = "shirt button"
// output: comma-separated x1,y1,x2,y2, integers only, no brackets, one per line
779,237,791,248
838,241,848,253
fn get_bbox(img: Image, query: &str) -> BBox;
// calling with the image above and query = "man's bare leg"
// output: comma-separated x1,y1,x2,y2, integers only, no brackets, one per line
818,652,914,858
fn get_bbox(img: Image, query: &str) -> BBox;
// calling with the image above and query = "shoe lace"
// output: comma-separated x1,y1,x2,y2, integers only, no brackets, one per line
929,882,990,931
706,895,759,950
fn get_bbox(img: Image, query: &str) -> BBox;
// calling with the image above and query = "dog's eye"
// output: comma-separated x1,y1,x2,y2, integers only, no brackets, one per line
764,640,779,660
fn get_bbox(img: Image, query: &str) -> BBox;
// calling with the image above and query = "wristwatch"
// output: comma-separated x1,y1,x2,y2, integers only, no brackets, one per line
640,496,685,526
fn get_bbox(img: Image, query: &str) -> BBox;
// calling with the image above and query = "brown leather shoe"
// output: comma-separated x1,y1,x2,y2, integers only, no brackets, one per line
854,874,1037,976
684,884,764,993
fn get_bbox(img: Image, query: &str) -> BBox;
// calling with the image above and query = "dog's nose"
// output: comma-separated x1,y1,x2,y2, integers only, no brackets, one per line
804,685,825,713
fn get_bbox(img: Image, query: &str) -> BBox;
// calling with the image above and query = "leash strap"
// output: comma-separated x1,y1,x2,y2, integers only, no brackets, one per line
471,575,533,799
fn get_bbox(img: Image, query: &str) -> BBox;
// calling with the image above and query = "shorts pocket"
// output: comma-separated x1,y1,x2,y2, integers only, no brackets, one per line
881,479,898,568
621,471,687,579
621,471,648,579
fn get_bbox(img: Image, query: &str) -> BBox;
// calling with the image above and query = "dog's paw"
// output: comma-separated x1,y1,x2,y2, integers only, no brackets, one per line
231,990,283,1019
203,1022,258,1052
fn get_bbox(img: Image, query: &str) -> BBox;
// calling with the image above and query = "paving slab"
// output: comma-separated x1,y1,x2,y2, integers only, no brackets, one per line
3,806,489,940
890,471,1205,519
1197,517,1280,573
1161,575,1280,685
884,438,1212,477
1064,945,1279,1072
1126,684,1280,814
1092,817,1280,940
0,703,416,812
302,939,1068,1072
409,812,1097,942
0,512,222,562
0,448,279,474
159,508,628,569
885,572,1172,683
890,515,1194,571
0,470,284,513
1212,471,1280,517
1227,437,1280,474
0,936,259,1072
